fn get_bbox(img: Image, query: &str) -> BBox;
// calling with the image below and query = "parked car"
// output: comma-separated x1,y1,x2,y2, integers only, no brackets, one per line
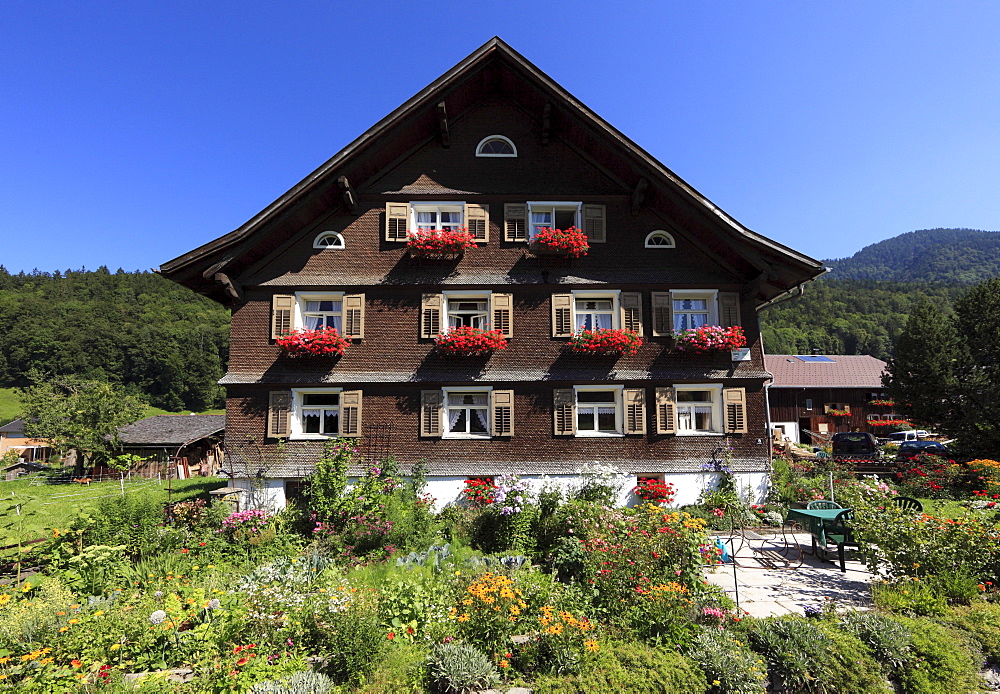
881,431,919,446
831,432,881,459
896,440,950,461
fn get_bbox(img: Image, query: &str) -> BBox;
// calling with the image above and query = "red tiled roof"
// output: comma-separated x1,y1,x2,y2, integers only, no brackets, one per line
765,355,887,388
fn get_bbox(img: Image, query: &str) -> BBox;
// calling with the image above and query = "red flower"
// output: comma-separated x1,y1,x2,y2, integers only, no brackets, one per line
530,226,590,258
181,548,189,554
673,325,746,352
568,328,643,356
434,326,508,355
276,327,349,357
387,632,396,640
406,228,476,255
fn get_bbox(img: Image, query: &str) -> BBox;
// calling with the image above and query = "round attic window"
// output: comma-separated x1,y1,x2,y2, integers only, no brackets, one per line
645,231,676,248
313,231,345,249
476,135,517,157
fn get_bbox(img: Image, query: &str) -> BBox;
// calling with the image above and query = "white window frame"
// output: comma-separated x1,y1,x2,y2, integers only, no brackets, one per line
804,398,814,411
644,230,675,248
527,201,582,239
313,231,345,249
443,291,491,331
475,135,517,158
295,292,345,332
574,385,624,437
290,388,343,440
674,384,723,436
442,386,492,439
572,289,621,332
670,289,719,332
410,202,464,233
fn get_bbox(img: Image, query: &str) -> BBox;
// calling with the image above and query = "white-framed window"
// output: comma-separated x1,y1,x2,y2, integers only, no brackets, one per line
412,202,464,232
670,290,718,332
644,231,675,248
574,386,623,436
675,385,723,435
290,388,342,439
444,292,490,330
527,201,581,238
296,292,345,332
313,231,345,249
476,135,517,157
573,290,620,331
442,387,491,439
804,398,813,410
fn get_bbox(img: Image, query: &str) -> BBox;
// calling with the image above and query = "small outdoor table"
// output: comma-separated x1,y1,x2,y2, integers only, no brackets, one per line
785,507,847,551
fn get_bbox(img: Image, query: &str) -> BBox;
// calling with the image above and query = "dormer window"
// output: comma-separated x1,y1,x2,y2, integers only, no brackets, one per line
313,231,345,249
476,135,517,157
645,231,675,248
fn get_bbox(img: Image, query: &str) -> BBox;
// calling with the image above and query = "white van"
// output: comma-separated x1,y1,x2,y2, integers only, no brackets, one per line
883,431,918,446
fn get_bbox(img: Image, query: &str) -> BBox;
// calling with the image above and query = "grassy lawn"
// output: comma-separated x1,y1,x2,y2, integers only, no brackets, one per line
0,386,223,425
0,475,229,546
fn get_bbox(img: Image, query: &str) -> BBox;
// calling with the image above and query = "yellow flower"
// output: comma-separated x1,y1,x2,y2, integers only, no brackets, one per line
499,659,509,668
585,640,599,652
713,680,721,686
110,644,121,651
458,613,470,622
94,610,105,617
69,618,79,624
20,582,31,592
59,627,68,633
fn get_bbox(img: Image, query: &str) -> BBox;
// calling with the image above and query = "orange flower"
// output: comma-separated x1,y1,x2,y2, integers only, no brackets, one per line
70,659,82,668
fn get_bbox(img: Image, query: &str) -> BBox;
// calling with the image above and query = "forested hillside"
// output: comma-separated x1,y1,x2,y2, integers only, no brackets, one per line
825,228,1000,283
0,267,229,411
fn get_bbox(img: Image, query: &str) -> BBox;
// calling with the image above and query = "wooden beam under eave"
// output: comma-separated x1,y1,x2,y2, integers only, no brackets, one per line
337,176,359,215
631,178,649,216
437,101,450,148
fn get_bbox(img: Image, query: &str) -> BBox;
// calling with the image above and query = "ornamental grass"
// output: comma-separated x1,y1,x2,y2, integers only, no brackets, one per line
567,328,642,356
434,326,508,355
672,325,746,352
275,326,349,357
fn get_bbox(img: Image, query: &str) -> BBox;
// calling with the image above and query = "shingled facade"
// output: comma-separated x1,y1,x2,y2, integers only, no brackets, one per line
160,38,825,508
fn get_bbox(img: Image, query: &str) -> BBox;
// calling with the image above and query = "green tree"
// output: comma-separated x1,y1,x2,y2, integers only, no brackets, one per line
18,372,146,471
884,280,1000,458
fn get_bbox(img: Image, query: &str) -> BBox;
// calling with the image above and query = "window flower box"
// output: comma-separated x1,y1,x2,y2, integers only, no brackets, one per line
633,478,676,505
673,325,746,352
434,326,508,356
567,327,642,356
528,226,589,258
827,409,851,417
869,419,911,427
406,228,476,257
276,327,349,357
870,399,895,407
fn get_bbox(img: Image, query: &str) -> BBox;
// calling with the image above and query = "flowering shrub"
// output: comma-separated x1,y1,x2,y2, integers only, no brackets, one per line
463,478,496,507
521,604,597,674
406,228,475,256
449,572,529,659
529,227,589,258
894,454,962,498
434,326,508,355
493,474,531,516
633,478,676,505
219,509,271,537
673,325,746,352
276,327,348,357
567,328,642,356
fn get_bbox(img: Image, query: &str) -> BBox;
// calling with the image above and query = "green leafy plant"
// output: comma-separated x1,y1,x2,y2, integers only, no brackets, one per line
426,641,500,694
685,627,767,694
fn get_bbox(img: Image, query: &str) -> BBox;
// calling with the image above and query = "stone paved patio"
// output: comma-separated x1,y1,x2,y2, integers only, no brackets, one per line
703,531,874,618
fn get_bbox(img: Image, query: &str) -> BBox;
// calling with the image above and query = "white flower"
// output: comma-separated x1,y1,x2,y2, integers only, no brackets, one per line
149,609,167,625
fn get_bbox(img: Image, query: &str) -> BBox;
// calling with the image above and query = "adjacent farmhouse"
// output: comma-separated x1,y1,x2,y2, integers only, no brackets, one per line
0,418,52,463
111,414,226,478
765,354,893,444
160,38,825,508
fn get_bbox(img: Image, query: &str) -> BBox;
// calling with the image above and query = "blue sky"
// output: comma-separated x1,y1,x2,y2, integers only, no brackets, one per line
2,1,998,274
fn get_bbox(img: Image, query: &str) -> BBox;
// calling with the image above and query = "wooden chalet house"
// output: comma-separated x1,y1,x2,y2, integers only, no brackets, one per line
160,38,824,508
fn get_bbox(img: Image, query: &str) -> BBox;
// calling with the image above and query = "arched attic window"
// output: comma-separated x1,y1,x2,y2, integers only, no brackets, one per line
313,231,345,249
645,230,676,248
476,135,517,157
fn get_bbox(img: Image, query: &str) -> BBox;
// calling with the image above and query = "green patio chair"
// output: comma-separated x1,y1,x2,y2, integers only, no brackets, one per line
824,509,858,573
893,496,923,513
806,500,842,510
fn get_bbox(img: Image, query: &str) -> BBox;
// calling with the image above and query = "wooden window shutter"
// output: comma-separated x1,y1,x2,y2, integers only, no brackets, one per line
465,203,490,242
343,293,365,338
582,204,606,243
490,293,513,338
491,389,514,436
551,293,574,338
723,388,748,434
385,202,409,242
654,387,677,434
420,390,444,437
340,390,362,437
620,292,644,335
553,388,576,436
718,292,741,328
623,388,646,434
504,203,527,242
420,293,443,338
651,292,673,336
267,391,292,438
271,294,295,339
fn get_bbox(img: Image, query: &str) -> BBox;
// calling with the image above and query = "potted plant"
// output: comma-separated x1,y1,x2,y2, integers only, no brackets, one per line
406,228,476,257
276,327,349,357
633,478,676,505
434,326,508,356
528,227,589,258
672,325,746,352
567,328,642,356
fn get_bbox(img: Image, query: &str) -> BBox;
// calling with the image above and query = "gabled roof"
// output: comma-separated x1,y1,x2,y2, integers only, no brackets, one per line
764,355,887,389
115,415,226,446
160,37,824,304
0,418,25,434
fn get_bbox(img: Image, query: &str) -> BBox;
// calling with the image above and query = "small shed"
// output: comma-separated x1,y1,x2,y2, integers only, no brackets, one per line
3,460,50,481
113,415,226,477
